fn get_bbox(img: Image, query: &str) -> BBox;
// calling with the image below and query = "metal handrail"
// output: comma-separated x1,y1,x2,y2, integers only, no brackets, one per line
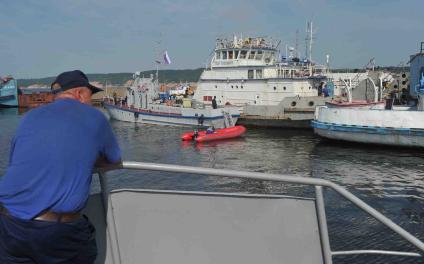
98,161,424,263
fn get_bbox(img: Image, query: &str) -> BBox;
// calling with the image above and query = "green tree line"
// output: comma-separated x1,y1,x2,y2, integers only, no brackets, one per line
18,69,204,87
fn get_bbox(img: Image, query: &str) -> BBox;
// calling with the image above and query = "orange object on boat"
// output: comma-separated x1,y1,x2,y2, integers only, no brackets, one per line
181,126,246,142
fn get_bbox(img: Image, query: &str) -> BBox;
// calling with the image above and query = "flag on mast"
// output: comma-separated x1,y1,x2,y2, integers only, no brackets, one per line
163,50,172,65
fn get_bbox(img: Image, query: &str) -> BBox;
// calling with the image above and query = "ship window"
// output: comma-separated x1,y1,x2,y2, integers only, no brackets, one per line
248,70,254,79
240,50,247,59
273,86,276,90
222,51,227,60
256,69,263,79
249,51,256,60
231,85,234,88
216,52,221,60
215,85,217,88
241,85,243,88
278,69,283,77
256,51,263,60
234,50,239,59
264,52,272,62
229,50,234,59
236,85,238,88
283,86,286,90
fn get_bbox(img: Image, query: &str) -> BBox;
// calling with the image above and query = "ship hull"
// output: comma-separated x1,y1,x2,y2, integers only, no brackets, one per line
0,79,18,107
104,102,239,129
312,106,424,148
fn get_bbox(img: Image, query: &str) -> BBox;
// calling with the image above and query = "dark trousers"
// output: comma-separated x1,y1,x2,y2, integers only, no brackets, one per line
0,213,97,264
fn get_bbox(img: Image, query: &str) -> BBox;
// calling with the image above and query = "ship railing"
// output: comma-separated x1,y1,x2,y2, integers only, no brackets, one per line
95,161,424,264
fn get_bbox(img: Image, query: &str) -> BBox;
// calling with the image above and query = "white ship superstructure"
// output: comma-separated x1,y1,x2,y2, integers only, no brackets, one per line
194,36,326,108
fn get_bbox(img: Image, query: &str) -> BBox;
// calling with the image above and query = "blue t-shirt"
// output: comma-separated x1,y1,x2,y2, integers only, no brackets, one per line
0,99,121,219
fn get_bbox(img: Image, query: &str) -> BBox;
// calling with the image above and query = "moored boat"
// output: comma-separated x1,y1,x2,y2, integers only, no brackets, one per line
312,44,424,147
0,76,18,107
181,125,246,142
312,106,424,147
103,72,239,128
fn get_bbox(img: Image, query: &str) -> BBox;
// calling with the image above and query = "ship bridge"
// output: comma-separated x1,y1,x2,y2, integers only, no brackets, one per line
211,37,279,68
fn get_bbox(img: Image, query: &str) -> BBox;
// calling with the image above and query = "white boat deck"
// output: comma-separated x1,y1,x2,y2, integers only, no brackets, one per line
84,162,424,264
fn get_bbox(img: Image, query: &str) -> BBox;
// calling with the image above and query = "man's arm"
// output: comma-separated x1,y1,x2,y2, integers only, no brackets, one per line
97,117,122,172
94,155,122,172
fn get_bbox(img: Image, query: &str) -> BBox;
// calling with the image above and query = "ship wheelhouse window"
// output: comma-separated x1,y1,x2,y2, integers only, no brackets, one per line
240,50,247,59
216,52,221,60
222,51,227,60
248,51,256,60
229,50,234,59
234,50,239,59
248,70,254,79
256,69,263,79
256,51,263,60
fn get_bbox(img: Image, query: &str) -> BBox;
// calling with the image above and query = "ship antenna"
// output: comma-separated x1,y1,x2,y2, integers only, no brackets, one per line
295,29,299,58
155,38,162,83
305,21,315,63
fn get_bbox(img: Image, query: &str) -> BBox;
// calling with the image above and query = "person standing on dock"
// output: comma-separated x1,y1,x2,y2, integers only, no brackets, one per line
212,96,218,109
0,70,122,263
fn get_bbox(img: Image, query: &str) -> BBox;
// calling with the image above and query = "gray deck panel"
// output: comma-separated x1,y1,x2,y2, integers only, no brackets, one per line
105,190,323,264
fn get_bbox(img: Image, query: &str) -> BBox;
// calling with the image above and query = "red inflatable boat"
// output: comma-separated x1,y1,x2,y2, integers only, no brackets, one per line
181,126,246,142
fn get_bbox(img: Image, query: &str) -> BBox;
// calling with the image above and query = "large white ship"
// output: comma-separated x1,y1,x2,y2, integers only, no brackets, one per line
194,36,326,106
193,35,331,127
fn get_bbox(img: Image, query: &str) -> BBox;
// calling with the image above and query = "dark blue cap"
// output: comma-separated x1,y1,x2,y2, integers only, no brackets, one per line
51,70,103,94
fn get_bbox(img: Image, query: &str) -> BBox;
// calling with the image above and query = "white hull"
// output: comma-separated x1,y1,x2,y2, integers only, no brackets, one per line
104,102,239,129
195,78,319,107
312,106,424,148
314,127,424,147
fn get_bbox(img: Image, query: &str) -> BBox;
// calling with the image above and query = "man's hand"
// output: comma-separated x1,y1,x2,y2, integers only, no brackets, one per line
94,156,122,173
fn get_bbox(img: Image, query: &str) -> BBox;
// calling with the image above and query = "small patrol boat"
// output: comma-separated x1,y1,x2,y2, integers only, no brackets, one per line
103,72,239,128
181,125,246,142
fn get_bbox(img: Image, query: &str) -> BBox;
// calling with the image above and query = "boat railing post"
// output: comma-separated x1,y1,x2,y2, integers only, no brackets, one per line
98,171,122,264
315,186,333,264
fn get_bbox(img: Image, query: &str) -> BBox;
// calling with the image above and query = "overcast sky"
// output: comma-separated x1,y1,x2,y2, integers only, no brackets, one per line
1,0,423,78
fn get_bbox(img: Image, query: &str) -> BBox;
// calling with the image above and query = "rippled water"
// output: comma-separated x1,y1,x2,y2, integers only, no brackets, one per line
1,108,423,263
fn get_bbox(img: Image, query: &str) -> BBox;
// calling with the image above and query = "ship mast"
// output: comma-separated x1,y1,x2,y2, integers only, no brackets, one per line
155,39,161,85
305,21,315,75
295,29,299,59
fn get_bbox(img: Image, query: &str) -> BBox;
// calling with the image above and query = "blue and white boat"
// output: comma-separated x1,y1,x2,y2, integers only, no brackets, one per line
312,106,424,147
103,72,239,128
312,46,424,148
0,76,18,107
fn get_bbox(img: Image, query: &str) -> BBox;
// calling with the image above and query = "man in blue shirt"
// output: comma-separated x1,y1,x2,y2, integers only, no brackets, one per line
0,70,122,263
